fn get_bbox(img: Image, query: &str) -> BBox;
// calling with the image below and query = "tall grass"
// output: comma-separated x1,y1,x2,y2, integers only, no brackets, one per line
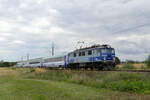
121,63,135,69
1,68,150,100
25,69,150,94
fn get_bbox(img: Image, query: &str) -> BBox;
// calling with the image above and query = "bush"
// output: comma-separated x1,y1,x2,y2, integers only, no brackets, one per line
30,68,35,72
0,61,17,67
25,69,150,94
11,67,16,70
115,57,121,65
126,60,135,64
146,55,150,68
122,63,135,69
141,65,147,70
101,79,149,93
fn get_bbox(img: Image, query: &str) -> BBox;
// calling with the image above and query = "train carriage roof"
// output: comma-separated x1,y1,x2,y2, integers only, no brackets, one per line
43,56,64,62
69,44,113,53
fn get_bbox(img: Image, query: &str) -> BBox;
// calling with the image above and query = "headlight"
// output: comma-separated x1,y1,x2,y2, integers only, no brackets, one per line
104,57,106,63
113,57,115,61
104,57,106,60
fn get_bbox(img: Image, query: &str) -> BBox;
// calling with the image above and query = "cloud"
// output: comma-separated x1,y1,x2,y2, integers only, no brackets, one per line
0,37,7,41
0,0,149,61
11,40,26,45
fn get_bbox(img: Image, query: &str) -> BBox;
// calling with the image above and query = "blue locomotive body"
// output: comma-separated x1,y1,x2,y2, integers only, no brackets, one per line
65,45,115,70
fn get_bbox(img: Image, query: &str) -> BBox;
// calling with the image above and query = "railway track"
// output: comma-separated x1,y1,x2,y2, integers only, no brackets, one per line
18,67,150,73
107,69,150,72
43,68,150,72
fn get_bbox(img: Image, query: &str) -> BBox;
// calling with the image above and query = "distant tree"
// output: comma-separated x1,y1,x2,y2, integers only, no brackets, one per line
0,62,3,67
115,57,121,65
3,62,10,67
9,62,17,66
0,61,17,67
126,60,135,64
146,55,150,67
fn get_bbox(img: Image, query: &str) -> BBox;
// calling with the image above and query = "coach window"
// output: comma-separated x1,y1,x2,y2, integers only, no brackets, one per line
82,51,85,56
112,49,115,54
88,50,92,55
101,49,107,53
74,53,76,57
79,52,82,56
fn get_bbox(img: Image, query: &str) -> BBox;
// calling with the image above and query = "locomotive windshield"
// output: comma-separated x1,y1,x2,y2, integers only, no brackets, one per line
101,48,115,54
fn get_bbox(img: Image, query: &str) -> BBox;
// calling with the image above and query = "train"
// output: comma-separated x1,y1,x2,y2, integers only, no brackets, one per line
16,44,116,70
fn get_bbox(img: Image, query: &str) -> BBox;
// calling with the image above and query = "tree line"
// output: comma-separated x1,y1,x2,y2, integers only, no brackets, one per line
115,55,150,68
146,55,150,67
0,61,17,67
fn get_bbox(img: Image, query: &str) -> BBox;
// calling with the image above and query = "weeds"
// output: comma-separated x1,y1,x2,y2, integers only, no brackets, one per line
1,68,150,100
24,69,150,94
30,68,36,72
122,63,135,69
11,67,16,70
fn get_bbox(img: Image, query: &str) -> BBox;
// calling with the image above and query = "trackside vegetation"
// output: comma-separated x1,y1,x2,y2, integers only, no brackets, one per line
0,61,17,67
121,63,136,69
146,55,150,68
26,69,150,94
0,68,150,100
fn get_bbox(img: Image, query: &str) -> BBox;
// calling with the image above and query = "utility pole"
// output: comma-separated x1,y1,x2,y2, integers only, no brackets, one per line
27,53,29,61
52,42,54,56
21,56,23,62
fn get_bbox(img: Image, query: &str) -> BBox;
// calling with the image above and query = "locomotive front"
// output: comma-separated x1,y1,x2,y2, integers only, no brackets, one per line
100,47,116,69
65,44,116,70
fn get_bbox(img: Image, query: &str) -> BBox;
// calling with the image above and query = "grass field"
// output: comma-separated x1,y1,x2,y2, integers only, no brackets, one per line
0,68,150,100
117,63,148,70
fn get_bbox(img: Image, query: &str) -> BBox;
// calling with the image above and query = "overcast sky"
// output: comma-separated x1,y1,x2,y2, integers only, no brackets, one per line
0,0,150,61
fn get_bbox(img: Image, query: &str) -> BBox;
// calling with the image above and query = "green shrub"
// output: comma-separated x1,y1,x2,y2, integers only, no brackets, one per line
11,67,16,70
25,70,150,94
30,68,35,72
141,65,147,70
97,73,150,93
122,63,135,69
146,55,150,68
115,57,121,65
0,61,17,67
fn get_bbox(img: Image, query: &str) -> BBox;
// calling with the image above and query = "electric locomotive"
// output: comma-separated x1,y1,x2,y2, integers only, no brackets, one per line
65,44,115,70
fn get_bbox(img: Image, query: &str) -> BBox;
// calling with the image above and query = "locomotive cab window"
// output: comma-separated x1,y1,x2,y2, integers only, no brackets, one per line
94,49,100,55
112,49,115,54
101,49,107,53
101,49,114,54
88,50,92,55
96,49,100,54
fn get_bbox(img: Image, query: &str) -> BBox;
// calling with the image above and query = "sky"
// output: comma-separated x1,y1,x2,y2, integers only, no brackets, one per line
0,0,150,61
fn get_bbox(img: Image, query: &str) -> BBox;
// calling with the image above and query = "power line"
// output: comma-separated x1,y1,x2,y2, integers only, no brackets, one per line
114,23,150,34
